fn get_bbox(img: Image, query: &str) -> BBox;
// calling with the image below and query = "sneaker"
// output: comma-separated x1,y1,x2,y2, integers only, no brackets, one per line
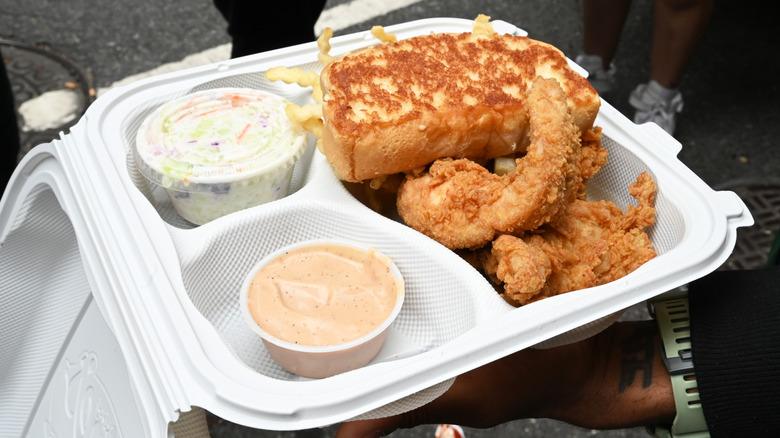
628,80,684,135
435,424,465,438
575,53,617,95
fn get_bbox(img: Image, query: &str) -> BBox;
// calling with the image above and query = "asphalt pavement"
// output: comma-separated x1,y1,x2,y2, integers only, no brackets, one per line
2,1,779,437
4,0,779,189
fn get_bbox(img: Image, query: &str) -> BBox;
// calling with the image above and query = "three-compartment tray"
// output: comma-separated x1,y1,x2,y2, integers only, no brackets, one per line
59,17,750,431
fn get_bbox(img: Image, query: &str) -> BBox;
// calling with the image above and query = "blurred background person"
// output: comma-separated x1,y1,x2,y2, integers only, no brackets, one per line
575,0,713,135
213,0,328,58
1,47,21,195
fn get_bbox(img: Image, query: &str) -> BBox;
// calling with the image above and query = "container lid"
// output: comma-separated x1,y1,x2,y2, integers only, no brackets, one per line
68,17,754,432
134,88,307,191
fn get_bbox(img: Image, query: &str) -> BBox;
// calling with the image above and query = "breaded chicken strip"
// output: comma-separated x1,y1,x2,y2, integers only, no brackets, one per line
397,77,583,249
490,172,657,306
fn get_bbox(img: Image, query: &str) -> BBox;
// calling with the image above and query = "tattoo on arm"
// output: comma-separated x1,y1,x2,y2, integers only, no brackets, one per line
618,326,657,393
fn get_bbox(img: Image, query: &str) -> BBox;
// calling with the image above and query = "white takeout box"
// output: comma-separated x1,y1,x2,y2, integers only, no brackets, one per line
0,18,752,436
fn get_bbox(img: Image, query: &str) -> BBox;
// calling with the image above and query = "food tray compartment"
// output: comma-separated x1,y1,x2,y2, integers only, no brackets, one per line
118,63,671,379
168,179,513,381
165,128,680,376
122,67,322,230
77,17,750,429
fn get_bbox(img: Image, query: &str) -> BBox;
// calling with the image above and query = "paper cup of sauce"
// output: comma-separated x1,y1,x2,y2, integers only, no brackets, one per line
241,239,405,378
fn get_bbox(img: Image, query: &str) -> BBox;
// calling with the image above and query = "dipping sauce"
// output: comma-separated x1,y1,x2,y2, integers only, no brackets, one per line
246,243,402,347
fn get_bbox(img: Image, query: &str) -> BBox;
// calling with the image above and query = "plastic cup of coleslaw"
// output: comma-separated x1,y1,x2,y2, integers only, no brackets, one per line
134,88,309,225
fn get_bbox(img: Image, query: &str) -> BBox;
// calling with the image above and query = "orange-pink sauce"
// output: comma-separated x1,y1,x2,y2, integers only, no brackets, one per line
247,244,402,346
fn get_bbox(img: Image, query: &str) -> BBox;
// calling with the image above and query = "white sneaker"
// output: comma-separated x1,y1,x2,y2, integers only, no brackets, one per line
575,53,617,95
629,80,684,135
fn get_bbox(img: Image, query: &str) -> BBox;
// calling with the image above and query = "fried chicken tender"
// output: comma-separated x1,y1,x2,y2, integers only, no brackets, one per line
395,158,499,249
491,172,657,306
491,235,554,304
574,127,608,199
483,77,583,234
396,77,583,250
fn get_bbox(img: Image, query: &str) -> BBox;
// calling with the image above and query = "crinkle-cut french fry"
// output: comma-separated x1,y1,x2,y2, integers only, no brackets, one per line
285,103,323,139
473,14,496,35
318,27,335,66
371,26,397,43
265,66,323,104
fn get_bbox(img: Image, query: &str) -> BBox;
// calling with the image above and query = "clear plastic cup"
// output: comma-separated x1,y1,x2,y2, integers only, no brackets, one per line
134,88,309,225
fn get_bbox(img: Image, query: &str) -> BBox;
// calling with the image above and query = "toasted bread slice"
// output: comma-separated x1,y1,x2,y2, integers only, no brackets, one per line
320,31,600,182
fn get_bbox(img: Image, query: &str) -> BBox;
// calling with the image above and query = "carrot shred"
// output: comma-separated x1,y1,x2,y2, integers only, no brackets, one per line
237,123,252,144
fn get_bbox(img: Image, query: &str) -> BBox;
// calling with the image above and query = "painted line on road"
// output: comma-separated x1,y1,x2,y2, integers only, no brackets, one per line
315,0,421,35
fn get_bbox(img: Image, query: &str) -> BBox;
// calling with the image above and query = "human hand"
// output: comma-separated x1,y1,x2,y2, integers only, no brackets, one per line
335,339,591,437
335,321,674,438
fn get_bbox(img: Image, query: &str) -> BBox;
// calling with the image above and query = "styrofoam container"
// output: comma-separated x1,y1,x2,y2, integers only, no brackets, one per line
240,239,405,379
134,88,308,225
0,17,753,435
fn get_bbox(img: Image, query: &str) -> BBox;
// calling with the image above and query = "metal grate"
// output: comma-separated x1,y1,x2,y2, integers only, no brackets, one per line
718,179,780,270
1,38,95,158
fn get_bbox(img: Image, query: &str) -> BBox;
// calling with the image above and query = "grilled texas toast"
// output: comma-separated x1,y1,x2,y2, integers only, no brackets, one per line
320,31,600,182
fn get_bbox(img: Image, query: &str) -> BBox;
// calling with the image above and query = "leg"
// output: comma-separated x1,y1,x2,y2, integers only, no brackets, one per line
627,0,713,134
214,0,328,58
1,48,21,194
649,0,714,88
581,0,633,69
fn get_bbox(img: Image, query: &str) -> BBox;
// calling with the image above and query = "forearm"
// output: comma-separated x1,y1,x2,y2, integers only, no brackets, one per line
336,320,676,437
400,320,676,429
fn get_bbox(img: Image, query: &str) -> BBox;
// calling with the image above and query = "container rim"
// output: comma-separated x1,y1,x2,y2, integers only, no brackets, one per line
240,238,406,354
133,87,309,189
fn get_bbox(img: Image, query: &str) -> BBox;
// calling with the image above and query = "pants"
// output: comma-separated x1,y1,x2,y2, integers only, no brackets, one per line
213,0,328,58
1,47,21,194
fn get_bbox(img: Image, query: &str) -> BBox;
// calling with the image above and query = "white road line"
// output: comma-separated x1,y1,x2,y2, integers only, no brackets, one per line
315,0,421,35
110,0,423,93
96,44,231,96
23,0,422,129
